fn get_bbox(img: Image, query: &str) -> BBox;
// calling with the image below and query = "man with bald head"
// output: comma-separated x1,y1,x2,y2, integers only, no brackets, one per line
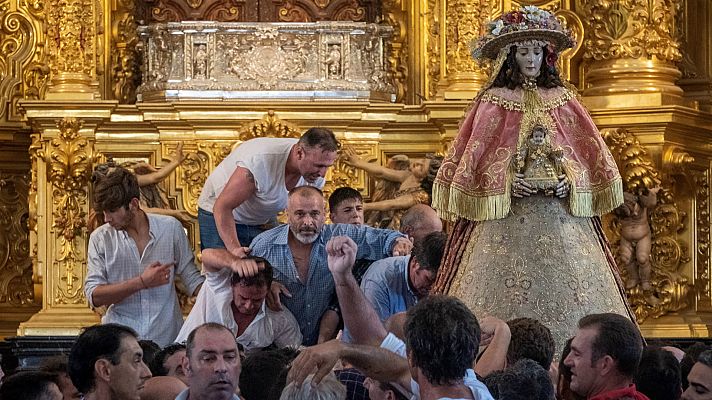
399,204,443,243
249,186,412,345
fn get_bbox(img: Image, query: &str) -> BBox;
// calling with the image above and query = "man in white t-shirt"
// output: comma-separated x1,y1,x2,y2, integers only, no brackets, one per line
197,127,339,272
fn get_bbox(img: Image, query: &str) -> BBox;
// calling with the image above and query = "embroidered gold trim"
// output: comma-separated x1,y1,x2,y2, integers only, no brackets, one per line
479,88,575,112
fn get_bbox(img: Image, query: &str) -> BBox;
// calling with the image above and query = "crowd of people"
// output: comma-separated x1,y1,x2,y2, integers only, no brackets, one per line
0,125,707,400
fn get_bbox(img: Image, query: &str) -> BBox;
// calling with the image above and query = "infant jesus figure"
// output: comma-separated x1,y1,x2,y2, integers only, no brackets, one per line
513,124,565,196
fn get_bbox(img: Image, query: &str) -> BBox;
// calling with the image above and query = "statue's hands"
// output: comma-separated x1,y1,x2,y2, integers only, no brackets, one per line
341,146,361,166
512,174,535,198
555,174,570,198
172,142,186,164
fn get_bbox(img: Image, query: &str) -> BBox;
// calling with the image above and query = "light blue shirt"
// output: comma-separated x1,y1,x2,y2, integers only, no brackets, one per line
175,388,240,400
360,255,418,321
250,223,405,345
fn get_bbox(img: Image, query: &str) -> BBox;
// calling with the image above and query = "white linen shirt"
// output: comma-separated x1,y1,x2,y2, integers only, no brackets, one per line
85,214,204,347
175,268,302,352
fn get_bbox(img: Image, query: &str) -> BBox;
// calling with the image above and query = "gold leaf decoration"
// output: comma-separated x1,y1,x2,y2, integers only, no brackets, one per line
48,118,93,304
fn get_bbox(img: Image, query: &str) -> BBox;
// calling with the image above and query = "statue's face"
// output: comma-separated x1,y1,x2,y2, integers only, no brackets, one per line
531,129,546,145
515,45,544,79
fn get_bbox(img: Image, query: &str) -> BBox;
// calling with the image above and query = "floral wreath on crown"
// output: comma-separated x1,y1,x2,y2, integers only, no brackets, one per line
471,6,575,64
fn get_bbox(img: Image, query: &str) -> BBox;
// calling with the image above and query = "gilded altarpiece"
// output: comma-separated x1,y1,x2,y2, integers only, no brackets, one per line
0,0,710,339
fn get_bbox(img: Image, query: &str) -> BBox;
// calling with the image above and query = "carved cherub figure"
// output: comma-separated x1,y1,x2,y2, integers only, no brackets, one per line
513,124,564,196
614,187,661,292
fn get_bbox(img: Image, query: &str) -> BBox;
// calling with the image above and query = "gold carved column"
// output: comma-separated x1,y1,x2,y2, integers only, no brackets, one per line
44,0,102,99
578,0,684,103
438,0,498,100
17,111,114,335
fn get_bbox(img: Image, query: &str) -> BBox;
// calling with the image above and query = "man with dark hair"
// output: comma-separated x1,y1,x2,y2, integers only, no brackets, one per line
148,343,188,385
85,166,204,346
175,253,301,352
0,371,62,400
198,127,339,271
250,186,412,345
635,346,682,400
564,313,647,400
360,231,447,322
483,359,555,400
682,343,711,390
177,323,241,400
329,187,364,225
68,323,152,400
506,317,556,370
682,349,712,400
39,355,82,400
399,204,443,243
239,347,300,400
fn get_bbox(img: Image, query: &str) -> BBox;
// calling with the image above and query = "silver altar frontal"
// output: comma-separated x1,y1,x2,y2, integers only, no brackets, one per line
138,21,396,102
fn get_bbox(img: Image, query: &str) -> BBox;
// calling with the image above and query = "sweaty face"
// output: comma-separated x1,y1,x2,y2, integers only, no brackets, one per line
232,283,268,317
288,194,325,244
298,146,338,183
682,362,712,400
408,261,437,299
108,336,152,400
563,327,603,398
330,198,364,225
164,350,188,385
185,328,241,400
515,45,544,79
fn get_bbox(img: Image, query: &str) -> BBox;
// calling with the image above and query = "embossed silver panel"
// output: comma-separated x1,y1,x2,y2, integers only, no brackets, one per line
138,21,395,102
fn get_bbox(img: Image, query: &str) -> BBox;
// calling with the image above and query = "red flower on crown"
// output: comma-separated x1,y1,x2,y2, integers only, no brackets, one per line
546,44,557,66
503,11,524,24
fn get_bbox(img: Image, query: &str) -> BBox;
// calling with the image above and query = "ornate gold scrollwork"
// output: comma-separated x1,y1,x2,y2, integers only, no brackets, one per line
445,0,487,75
0,0,49,121
578,0,682,62
0,173,34,304
182,149,211,216
602,128,691,322
425,0,440,99
47,0,96,77
694,170,711,308
382,0,406,102
238,110,302,142
48,118,93,304
111,0,141,103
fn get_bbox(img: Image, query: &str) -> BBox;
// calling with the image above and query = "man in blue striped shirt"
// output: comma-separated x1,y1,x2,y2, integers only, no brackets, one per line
250,186,412,345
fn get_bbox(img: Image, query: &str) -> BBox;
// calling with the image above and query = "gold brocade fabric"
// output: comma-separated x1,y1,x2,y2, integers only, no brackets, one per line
446,195,630,354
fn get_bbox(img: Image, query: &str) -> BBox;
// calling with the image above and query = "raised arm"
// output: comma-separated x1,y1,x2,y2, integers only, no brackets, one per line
326,236,388,346
342,146,411,183
136,142,186,186
287,339,411,390
212,166,257,256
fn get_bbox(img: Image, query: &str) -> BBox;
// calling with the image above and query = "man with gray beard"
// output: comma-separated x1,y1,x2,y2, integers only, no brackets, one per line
249,186,412,345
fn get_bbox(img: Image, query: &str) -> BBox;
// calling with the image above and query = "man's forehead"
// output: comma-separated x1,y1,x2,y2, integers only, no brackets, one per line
193,329,238,352
119,335,142,356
